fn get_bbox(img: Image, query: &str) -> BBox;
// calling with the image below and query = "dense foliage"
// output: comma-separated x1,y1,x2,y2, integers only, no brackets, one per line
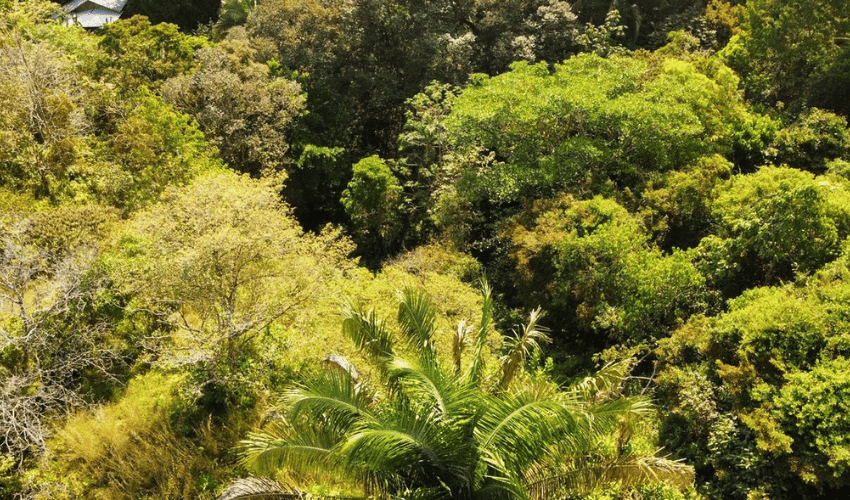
1,0,849,499
657,254,850,498
231,288,693,499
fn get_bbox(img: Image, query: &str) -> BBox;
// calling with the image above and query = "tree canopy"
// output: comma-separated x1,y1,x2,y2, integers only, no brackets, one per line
3,1,850,498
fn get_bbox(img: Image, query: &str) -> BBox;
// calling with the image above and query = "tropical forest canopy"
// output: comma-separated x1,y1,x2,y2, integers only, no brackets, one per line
1,0,849,499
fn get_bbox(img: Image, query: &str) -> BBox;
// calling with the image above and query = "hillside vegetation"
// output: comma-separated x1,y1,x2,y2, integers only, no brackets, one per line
1,0,849,499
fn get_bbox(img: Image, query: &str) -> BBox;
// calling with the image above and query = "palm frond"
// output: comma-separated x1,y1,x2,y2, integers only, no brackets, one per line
524,454,695,499
343,408,476,497
344,427,429,470
386,356,481,420
473,472,528,500
240,426,342,477
397,287,438,364
342,303,394,363
547,393,653,457
212,0,256,40
498,307,551,390
585,395,653,425
467,278,493,385
387,356,449,414
283,371,377,430
477,391,580,475
571,358,634,403
452,319,469,375
216,477,305,500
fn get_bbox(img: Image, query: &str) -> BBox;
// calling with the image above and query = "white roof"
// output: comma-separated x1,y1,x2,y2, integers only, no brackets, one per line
96,0,129,10
59,0,129,28
63,0,129,13
63,0,91,11
64,8,123,28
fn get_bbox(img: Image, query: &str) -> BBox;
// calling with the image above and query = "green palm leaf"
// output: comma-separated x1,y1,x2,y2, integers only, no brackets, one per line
342,303,394,363
582,395,652,429
498,307,551,390
284,371,377,430
343,399,475,495
524,454,695,499
386,356,450,414
386,356,480,419
212,0,256,40
216,477,305,500
477,390,581,476
571,358,634,403
467,279,493,386
397,287,439,365
240,425,341,478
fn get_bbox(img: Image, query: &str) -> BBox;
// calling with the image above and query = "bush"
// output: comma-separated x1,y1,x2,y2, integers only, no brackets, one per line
640,155,733,250
53,371,220,499
0,454,22,498
387,243,482,283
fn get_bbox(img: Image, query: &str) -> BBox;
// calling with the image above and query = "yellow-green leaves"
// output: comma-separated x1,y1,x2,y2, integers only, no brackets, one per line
162,35,307,176
92,90,223,212
704,166,850,289
504,195,706,347
444,53,757,206
116,172,314,372
341,155,403,257
657,263,850,497
95,16,209,93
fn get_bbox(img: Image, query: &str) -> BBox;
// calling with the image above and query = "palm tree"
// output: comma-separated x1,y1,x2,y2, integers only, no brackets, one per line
212,0,256,40
218,283,693,499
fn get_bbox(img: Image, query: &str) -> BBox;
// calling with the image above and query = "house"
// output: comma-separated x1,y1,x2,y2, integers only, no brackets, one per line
59,0,130,28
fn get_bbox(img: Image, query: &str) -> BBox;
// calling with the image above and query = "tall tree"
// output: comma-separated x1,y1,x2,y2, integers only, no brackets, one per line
721,0,850,113
115,172,323,389
0,210,123,465
162,32,306,176
95,16,208,93
340,155,403,260
0,16,81,198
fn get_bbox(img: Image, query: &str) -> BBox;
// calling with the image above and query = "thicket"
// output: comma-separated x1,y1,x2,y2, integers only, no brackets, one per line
1,0,849,499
